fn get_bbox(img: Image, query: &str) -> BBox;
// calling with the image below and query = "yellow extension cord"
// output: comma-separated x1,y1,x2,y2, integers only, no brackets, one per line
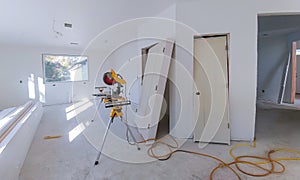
139,136,300,180
230,139,300,164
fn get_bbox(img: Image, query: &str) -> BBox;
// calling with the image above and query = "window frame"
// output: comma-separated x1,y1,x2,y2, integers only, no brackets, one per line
42,54,89,84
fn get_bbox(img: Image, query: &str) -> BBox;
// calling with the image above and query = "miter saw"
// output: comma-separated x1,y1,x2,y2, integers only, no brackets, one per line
92,68,140,166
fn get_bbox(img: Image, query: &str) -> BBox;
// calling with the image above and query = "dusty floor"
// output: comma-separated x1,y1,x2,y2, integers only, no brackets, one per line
19,103,300,180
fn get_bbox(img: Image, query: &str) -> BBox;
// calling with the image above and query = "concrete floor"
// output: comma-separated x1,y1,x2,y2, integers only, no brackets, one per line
257,94,300,110
19,103,300,180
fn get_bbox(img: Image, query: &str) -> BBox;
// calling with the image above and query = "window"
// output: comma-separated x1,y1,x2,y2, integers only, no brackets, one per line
43,54,88,83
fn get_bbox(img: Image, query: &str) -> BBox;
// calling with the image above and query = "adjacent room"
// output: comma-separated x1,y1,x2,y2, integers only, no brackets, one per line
1,0,300,179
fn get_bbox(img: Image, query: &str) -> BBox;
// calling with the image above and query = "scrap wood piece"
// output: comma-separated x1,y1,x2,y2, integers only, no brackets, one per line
44,135,62,140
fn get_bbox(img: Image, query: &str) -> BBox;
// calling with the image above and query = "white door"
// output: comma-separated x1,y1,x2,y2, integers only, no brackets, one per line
193,35,230,145
296,57,300,94
135,40,174,140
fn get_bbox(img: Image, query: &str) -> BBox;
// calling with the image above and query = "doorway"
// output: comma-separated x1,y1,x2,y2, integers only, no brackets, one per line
256,14,300,144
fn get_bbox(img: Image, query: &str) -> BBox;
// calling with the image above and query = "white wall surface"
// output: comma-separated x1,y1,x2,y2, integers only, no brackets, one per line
256,0,300,14
174,1,257,140
72,19,176,142
257,34,289,103
0,44,83,109
0,0,177,109
2,0,300,141
170,0,300,141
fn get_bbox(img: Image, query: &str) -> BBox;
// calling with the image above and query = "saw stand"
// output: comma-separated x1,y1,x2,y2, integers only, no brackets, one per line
93,100,140,166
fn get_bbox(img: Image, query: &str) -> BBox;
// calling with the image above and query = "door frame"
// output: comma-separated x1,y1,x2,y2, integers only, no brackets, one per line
193,33,231,144
194,33,230,86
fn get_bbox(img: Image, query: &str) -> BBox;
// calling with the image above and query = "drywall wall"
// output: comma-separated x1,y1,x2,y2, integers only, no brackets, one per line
169,0,300,141
0,101,43,180
2,0,300,142
72,7,177,143
174,1,257,140
0,44,83,109
0,0,177,109
257,34,289,103
256,0,300,14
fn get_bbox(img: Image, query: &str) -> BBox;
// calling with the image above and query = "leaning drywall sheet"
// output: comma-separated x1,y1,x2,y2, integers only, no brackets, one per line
135,40,174,141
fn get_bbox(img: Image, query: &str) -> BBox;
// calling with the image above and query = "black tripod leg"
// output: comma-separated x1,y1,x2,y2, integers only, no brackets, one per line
94,114,116,165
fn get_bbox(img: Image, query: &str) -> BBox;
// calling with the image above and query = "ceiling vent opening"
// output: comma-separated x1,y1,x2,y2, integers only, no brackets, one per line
70,42,79,45
64,23,72,28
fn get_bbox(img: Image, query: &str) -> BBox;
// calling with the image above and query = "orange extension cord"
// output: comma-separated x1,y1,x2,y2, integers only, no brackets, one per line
133,135,300,180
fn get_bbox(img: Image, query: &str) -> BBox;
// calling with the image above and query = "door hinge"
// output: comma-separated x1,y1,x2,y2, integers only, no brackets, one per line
225,45,229,51
228,123,230,129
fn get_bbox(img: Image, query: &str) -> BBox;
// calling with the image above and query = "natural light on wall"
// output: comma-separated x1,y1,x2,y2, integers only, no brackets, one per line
28,74,35,100
38,77,45,103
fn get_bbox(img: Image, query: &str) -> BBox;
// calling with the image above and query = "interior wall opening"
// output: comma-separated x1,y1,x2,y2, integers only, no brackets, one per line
256,14,300,143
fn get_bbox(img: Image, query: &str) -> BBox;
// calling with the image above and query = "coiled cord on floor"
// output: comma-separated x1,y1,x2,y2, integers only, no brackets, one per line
132,134,300,180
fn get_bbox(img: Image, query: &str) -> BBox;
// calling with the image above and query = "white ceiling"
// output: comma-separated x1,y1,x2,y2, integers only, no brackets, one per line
0,0,176,49
3,2,300,49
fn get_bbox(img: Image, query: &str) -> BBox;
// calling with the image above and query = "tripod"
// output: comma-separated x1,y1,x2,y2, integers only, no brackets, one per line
94,106,140,165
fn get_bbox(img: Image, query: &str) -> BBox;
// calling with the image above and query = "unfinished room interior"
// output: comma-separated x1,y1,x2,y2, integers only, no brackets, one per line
2,0,300,179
